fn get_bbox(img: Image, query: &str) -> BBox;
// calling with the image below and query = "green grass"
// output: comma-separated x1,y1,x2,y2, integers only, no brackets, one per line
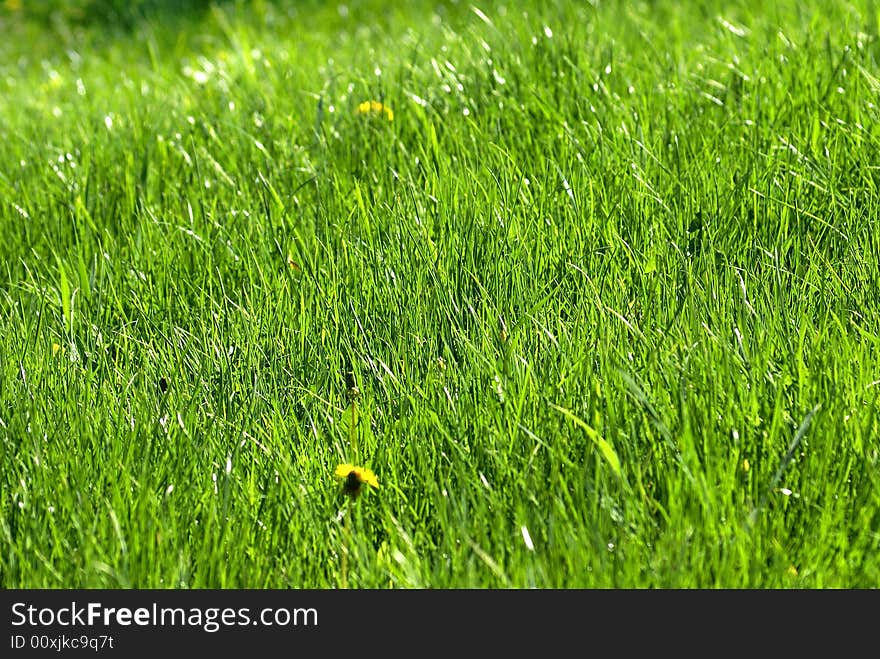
1,0,879,588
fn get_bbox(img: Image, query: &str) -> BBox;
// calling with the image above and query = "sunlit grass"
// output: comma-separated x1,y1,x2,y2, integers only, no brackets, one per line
1,0,879,588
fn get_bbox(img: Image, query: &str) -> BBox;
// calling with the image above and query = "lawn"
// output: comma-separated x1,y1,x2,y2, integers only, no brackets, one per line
1,0,879,588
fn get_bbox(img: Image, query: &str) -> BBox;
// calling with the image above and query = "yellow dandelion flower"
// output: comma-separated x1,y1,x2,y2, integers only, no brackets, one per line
334,463,379,499
52,343,62,356
356,100,394,122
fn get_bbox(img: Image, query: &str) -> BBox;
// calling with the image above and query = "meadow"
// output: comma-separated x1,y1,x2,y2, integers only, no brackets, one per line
1,0,879,588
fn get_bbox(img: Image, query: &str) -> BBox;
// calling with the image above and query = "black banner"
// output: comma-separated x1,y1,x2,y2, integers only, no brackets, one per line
2,589,875,655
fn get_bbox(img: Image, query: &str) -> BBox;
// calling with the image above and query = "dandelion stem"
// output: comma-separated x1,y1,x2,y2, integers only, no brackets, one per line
349,397,358,461
340,498,352,589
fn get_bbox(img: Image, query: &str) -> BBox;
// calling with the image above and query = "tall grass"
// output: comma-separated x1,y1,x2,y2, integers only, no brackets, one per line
1,0,878,587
